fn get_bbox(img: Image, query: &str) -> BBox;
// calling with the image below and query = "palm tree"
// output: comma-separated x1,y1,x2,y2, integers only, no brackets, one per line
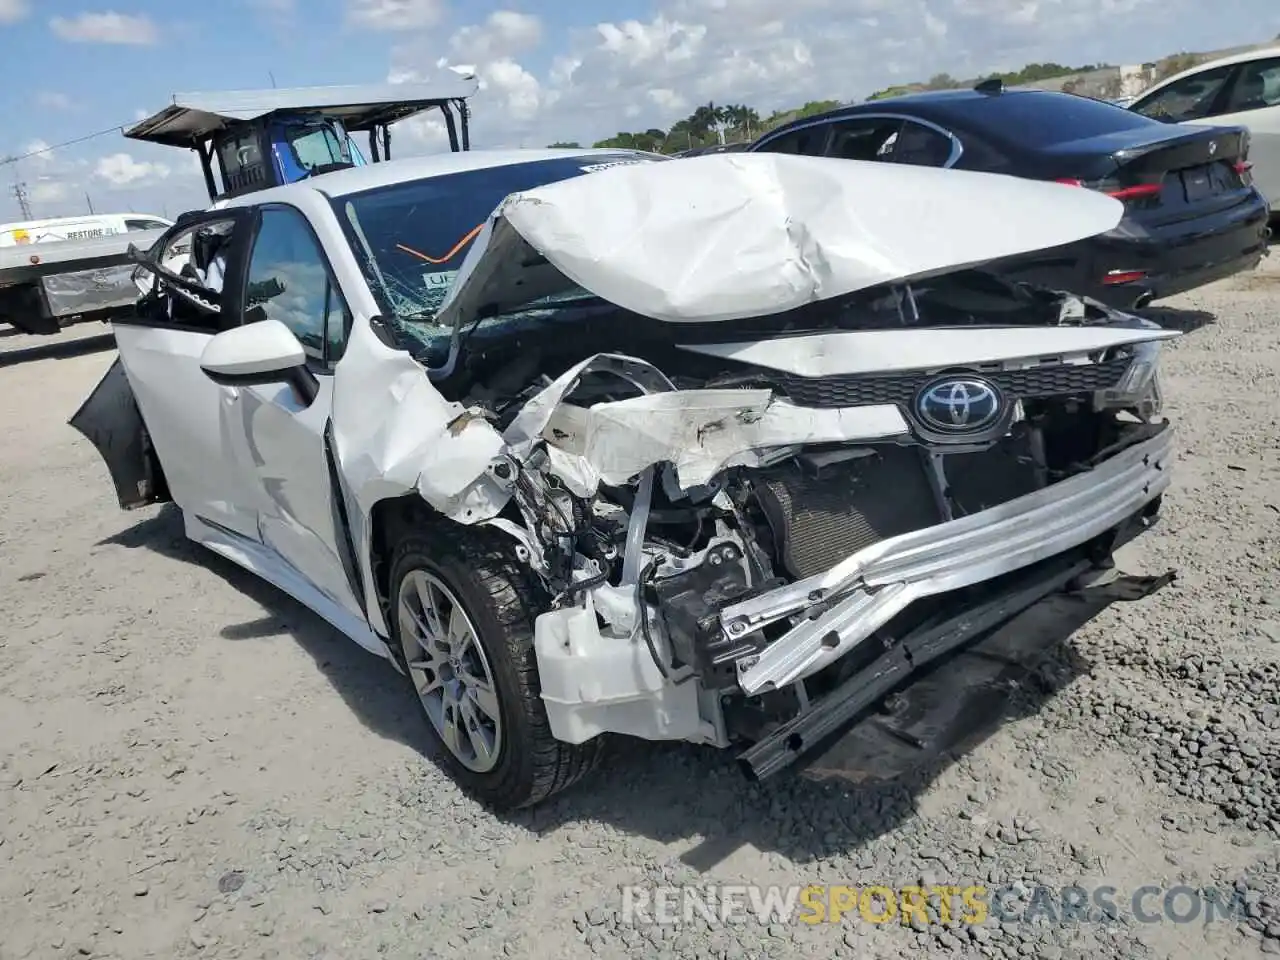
722,105,761,141
688,103,719,139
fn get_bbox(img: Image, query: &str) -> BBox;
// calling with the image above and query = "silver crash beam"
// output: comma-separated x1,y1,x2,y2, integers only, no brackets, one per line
727,426,1174,695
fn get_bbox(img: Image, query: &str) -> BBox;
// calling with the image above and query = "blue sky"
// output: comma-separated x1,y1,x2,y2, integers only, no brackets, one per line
2,0,1278,220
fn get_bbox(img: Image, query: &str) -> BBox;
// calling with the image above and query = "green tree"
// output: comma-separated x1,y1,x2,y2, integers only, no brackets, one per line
867,84,919,101
793,99,841,118
720,104,761,141
685,102,726,140
546,141,581,148
592,128,667,151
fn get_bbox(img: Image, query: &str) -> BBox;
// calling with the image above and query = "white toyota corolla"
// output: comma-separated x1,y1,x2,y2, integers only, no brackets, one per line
73,147,1178,809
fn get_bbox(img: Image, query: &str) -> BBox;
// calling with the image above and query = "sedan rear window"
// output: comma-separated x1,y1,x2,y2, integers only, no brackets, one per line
953,91,1162,148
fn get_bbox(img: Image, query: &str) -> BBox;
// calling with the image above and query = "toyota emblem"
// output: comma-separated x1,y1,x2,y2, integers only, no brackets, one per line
914,376,1003,434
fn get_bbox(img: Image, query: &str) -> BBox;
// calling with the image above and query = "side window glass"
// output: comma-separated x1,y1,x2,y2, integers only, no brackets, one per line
244,207,348,365
217,130,269,194
289,127,350,172
825,120,904,161
1223,58,1280,114
1132,65,1234,122
133,217,237,329
881,121,955,166
753,125,829,156
156,219,234,290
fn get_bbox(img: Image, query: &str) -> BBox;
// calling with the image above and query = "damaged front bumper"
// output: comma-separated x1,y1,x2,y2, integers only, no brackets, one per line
737,548,1176,781
725,424,1174,696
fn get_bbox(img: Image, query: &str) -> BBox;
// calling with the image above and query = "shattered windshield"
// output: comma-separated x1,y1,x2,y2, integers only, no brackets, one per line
333,154,660,359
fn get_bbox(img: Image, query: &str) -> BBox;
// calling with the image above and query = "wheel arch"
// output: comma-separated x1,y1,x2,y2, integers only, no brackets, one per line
365,493,540,631
366,493,447,632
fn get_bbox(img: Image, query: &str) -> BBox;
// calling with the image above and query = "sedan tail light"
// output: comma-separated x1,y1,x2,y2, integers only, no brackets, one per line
1054,178,1163,203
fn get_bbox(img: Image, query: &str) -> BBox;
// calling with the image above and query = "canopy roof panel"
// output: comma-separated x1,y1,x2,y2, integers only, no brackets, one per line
124,80,478,148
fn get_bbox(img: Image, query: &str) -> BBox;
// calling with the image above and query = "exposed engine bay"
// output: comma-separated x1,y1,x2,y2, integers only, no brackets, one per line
402,271,1175,760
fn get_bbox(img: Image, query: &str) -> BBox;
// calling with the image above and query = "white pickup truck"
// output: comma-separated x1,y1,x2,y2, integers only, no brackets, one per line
0,213,172,335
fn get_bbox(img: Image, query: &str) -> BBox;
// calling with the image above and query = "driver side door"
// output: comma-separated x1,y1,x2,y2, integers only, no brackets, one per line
71,209,263,539
218,203,366,621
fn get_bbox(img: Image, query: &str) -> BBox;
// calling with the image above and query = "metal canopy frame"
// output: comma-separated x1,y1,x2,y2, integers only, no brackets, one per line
124,81,478,201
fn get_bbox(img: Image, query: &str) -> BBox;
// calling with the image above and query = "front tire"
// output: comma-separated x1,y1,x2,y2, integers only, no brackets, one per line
387,531,604,810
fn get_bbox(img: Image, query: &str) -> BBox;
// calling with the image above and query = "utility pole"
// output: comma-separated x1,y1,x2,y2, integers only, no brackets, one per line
12,181,33,219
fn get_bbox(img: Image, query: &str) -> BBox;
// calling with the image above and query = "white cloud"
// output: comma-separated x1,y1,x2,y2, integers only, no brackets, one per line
377,0,1240,152
0,0,28,24
596,17,707,68
347,0,442,31
449,11,542,62
648,88,687,112
50,11,159,44
94,153,170,187
398,115,450,149
29,178,69,204
23,140,56,165
36,91,74,111
481,58,543,119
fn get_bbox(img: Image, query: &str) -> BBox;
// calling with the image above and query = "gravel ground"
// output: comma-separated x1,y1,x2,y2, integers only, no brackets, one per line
1,261,1278,960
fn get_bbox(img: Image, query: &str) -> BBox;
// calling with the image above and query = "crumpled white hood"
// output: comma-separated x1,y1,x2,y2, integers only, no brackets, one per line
438,152,1125,326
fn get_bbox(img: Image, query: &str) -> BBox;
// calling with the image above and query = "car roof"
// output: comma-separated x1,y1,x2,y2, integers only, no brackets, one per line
1140,46,1280,96
764,87,1084,135
219,147,663,207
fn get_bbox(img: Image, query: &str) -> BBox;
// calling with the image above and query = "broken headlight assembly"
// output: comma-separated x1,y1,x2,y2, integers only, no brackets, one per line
1094,339,1163,420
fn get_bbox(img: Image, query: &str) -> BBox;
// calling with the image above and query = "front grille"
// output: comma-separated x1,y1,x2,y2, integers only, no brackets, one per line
772,357,1131,409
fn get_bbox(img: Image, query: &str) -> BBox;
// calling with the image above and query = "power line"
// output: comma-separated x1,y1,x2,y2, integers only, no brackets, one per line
0,122,131,167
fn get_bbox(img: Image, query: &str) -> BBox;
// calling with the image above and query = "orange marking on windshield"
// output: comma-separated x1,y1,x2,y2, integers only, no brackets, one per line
396,224,484,264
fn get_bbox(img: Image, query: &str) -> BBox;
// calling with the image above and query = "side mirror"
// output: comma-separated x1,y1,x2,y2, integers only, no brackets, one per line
199,318,319,404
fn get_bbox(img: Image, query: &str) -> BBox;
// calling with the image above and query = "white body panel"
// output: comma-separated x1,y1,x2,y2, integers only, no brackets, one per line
229,377,363,622
112,323,259,540
111,332,374,659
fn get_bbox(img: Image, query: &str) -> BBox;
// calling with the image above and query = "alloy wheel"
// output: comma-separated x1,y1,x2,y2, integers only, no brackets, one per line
397,569,503,773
